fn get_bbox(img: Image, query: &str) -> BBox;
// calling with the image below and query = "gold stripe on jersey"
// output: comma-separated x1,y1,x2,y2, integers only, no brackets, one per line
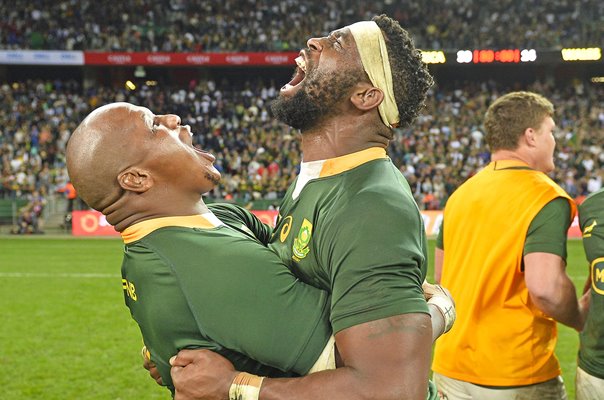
121,214,222,244
319,147,388,178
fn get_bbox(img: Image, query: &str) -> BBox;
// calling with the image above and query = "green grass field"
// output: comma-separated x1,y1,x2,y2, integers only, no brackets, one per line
0,237,589,399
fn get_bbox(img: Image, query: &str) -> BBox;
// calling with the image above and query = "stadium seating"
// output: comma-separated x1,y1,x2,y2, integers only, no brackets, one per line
1,0,602,52
0,78,602,215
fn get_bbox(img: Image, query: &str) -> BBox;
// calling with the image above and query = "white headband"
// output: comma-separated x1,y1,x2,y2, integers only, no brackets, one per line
348,21,399,128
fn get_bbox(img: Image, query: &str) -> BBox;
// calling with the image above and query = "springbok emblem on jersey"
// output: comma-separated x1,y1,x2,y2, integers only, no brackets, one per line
583,219,597,238
292,218,313,261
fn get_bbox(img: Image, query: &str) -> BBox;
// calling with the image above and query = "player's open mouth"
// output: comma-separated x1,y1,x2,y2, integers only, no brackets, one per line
193,146,216,163
280,55,307,93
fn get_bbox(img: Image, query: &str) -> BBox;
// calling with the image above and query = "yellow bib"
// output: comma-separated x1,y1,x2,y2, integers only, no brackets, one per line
433,160,576,386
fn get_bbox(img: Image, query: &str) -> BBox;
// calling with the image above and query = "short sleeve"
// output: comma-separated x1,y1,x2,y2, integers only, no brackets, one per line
209,203,273,244
319,192,429,333
523,197,571,259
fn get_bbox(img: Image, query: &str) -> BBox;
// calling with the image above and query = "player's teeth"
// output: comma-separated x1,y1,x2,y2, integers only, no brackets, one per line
295,56,306,73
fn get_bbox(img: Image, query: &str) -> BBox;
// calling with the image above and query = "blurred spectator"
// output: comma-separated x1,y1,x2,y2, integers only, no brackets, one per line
56,180,78,212
11,189,45,234
0,77,602,210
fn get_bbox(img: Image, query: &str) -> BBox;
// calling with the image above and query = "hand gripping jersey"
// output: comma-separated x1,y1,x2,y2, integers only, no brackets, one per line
578,188,604,380
120,204,332,392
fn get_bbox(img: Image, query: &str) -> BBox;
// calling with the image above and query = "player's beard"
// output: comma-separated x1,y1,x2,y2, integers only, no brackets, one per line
205,171,220,186
271,69,362,131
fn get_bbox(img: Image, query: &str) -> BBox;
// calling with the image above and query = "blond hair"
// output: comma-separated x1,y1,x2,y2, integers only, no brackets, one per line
484,91,554,151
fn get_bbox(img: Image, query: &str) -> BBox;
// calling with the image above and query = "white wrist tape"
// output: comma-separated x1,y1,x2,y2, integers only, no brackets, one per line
428,294,456,333
229,372,265,400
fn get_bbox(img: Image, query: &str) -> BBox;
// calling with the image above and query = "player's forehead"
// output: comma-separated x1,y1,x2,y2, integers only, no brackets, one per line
136,105,155,130
328,27,354,42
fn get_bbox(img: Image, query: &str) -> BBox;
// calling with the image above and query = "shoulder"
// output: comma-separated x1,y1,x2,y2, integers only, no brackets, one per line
208,203,253,231
580,189,604,212
579,189,604,228
533,197,572,227
325,185,423,247
208,203,248,222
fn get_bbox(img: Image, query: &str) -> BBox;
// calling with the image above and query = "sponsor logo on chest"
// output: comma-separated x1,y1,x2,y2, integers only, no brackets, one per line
593,258,604,295
122,278,137,301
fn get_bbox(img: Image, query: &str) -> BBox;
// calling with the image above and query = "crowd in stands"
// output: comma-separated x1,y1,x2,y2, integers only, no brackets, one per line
1,0,602,52
1,77,603,217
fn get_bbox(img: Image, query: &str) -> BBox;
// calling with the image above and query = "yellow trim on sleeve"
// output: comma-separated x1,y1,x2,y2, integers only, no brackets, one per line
121,214,221,244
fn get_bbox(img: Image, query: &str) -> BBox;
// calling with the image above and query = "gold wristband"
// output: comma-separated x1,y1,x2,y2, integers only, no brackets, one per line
228,372,265,400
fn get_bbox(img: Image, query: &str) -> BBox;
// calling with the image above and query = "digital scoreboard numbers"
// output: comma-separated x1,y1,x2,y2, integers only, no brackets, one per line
456,49,537,64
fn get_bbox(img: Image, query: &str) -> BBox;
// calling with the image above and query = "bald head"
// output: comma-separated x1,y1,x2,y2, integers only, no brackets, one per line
66,103,146,211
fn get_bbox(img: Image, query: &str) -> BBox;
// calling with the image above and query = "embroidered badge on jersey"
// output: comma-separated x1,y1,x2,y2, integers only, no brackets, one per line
583,219,598,238
292,218,313,261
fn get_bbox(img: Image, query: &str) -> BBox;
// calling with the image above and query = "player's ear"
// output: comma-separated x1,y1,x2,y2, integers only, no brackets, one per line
522,127,537,148
118,167,154,193
350,82,384,111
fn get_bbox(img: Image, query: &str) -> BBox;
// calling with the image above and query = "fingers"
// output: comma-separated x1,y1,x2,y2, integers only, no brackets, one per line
151,370,163,386
422,281,441,300
170,348,210,367
142,360,163,385
141,346,163,385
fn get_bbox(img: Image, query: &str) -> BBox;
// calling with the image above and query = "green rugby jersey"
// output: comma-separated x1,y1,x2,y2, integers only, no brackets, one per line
120,204,332,392
269,147,430,334
578,188,604,379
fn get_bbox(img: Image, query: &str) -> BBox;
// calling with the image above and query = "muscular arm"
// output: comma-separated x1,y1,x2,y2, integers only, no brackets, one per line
524,252,585,331
171,313,433,400
261,313,432,400
523,197,587,331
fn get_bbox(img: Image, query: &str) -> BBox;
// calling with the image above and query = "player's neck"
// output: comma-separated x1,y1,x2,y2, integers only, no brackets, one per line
300,119,388,162
104,196,209,232
491,149,531,166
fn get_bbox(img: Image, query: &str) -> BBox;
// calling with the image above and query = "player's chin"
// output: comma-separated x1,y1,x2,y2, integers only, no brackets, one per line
544,161,555,174
206,168,221,185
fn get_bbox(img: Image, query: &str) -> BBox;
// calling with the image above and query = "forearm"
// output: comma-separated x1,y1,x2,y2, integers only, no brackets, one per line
529,274,583,331
525,252,585,331
259,367,408,400
171,316,432,400
257,313,432,400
